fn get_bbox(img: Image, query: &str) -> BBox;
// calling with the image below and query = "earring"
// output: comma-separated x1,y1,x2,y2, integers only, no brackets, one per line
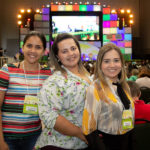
56,55,60,62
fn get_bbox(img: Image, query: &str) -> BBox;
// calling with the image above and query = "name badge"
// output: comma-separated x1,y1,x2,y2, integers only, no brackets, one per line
23,95,39,114
122,110,133,130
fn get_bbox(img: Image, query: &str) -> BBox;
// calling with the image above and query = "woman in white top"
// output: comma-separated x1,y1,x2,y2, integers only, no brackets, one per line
35,33,91,150
82,43,135,150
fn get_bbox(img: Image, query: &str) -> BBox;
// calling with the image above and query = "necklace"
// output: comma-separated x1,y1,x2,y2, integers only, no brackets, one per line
22,61,40,95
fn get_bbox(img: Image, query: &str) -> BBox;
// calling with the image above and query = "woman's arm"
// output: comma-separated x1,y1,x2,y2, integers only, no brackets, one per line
0,64,10,150
54,115,87,143
0,91,9,150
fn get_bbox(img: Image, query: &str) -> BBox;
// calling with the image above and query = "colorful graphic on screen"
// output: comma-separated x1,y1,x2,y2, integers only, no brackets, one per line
80,41,101,61
52,16,99,41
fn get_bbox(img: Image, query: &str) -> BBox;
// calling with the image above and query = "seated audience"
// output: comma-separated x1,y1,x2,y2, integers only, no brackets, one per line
128,69,139,81
136,66,150,88
127,81,150,124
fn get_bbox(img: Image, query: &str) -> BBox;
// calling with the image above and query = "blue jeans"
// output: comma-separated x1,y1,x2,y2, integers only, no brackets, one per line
4,133,40,150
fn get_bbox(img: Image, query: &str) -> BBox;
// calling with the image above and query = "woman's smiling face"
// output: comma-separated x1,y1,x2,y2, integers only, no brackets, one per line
57,38,80,71
101,49,122,82
22,36,44,64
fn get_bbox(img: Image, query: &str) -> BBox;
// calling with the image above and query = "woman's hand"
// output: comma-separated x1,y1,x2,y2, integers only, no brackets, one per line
76,127,88,144
54,115,88,144
0,141,9,150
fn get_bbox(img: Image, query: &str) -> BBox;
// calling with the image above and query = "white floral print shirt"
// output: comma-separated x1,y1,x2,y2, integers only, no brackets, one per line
35,68,90,149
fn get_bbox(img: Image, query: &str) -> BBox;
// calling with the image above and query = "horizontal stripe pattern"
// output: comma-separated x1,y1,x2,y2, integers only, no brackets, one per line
0,64,51,138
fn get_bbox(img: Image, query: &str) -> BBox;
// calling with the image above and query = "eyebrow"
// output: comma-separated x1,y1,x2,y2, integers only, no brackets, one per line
103,58,120,60
60,46,76,51
60,48,68,51
26,43,42,46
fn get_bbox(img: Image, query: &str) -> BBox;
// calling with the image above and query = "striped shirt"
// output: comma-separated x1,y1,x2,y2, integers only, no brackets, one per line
0,63,52,139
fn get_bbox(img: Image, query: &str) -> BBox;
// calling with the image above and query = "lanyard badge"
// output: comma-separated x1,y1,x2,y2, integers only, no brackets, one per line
23,95,39,114
22,61,40,114
122,109,133,130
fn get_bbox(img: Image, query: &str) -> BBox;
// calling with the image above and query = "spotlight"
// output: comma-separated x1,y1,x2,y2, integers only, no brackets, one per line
120,9,125,13
27,9,31,13
127,9,131,13
129,14,133,18
129,20,134,24
18,21,22,25
111,9,116,14
20,9,25,13
17,14,22,18
36,9,40,13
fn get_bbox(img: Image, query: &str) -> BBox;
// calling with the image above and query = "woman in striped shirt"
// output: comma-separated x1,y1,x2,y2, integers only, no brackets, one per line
0,31,52,150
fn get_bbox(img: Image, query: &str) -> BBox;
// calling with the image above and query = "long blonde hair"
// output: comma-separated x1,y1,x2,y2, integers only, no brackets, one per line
94,43,129,92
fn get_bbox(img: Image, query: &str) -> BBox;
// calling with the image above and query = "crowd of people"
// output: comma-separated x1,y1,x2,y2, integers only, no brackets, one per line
0,31,150,150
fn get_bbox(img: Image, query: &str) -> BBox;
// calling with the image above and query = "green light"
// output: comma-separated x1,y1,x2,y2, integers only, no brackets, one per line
42,55,48,61
79,5,87,11
20,41,23,48
123,54,131,61
103,14,110,21
45,35,50,42
103,35,110,42
120,48,125,54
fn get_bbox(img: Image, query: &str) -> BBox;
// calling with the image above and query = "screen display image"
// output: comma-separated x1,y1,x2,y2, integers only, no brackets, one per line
80,41,101,61
52,16,100,41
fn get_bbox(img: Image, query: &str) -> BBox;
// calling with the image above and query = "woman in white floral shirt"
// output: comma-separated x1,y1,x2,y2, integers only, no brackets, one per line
35,33,91,150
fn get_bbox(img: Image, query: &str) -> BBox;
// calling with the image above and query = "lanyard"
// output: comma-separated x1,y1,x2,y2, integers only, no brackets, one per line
22,61,40,95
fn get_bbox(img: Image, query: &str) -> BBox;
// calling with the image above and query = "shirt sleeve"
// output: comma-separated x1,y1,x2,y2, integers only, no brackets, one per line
0,64,9,91
82,84,101,135
38,78,64,129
